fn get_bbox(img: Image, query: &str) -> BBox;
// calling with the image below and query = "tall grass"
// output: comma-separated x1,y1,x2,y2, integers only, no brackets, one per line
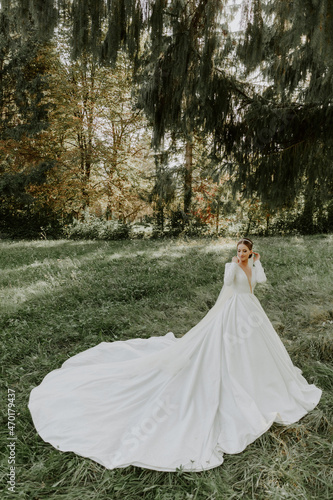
1,236,332,499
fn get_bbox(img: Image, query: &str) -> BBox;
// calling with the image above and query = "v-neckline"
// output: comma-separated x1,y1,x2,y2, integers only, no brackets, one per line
238,264,253,293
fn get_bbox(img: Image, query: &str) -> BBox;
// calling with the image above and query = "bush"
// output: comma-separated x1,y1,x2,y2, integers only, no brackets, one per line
0,208,65,239
64,215,131,241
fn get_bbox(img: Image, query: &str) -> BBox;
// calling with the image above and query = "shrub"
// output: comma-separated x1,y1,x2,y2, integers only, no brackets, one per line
64,215,131,241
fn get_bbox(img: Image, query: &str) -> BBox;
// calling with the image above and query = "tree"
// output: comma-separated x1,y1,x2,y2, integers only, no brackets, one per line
4,0,332,234
6,1,240,220
139,0,237,219
232,0,333,221
0,3,58,235
32,46,154,223
148,148,176,232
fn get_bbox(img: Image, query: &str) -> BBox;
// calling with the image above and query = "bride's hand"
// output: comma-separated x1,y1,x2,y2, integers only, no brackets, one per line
232,256,239,263
253,252,260,262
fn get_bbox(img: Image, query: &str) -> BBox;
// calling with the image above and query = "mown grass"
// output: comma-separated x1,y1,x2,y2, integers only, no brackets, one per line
1,235,332,500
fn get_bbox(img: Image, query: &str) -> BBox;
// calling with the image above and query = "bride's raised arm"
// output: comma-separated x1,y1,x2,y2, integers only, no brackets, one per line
224,261,238,286
253,259,267,283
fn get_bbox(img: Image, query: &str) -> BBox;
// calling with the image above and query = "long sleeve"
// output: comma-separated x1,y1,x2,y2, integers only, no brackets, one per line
224,262,238,286
253,260,267,283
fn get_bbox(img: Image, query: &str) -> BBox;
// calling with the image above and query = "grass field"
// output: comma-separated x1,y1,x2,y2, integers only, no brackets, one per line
1,235,332,500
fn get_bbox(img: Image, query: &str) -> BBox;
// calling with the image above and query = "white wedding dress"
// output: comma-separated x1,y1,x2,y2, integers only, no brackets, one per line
28,260,322,472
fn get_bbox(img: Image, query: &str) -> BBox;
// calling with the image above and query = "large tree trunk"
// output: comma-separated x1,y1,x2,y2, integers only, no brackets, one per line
184,140,193,219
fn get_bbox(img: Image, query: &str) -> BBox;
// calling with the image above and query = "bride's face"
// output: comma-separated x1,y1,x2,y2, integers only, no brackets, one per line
237,244,252,262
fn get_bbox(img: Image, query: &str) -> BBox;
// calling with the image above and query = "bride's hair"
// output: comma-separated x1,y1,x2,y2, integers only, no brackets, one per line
237,238,253,258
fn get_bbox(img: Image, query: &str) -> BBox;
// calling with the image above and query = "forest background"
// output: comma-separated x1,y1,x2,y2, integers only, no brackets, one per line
0,0,332,240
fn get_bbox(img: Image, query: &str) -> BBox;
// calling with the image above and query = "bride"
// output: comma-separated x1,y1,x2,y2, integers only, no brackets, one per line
29,238,322,472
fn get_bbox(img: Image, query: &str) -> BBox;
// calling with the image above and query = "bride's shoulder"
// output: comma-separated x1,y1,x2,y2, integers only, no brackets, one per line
224,261,239,272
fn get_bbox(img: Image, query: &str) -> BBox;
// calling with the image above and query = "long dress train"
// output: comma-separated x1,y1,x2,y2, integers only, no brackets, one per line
28,260,322,472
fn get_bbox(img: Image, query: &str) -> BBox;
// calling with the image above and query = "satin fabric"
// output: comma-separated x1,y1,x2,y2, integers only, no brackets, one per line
28,260,322,471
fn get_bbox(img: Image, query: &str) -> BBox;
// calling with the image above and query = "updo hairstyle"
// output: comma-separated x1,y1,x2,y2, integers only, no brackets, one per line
237,237,253,258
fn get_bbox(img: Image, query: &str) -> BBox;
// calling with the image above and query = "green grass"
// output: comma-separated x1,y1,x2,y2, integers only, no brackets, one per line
1,236,332,499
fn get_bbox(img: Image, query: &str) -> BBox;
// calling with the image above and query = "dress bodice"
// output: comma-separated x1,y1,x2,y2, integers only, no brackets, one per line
224,261,267,294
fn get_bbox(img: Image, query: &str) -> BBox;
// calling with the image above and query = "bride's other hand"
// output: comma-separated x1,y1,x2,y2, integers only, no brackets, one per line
253,252,260,262
232,256,239,264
